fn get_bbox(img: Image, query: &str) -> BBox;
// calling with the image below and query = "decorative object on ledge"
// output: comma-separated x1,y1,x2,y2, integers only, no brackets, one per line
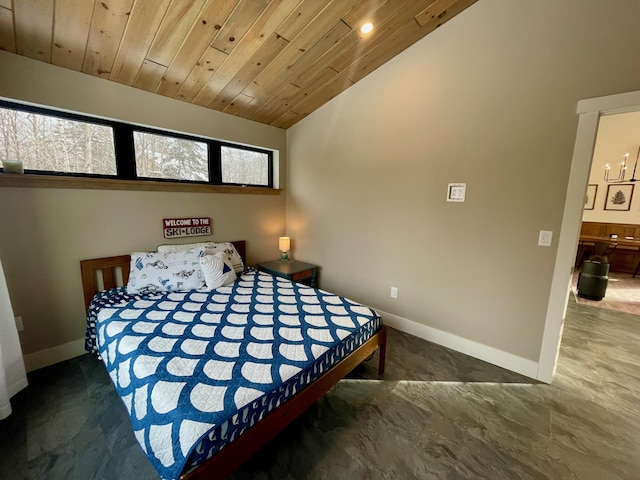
604,146,640,183
279,236,290,262
584,184,598,210
604,184,634,211
0,159,23,174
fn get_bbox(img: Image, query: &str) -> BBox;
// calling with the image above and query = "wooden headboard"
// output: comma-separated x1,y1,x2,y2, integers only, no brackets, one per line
80,240,246,310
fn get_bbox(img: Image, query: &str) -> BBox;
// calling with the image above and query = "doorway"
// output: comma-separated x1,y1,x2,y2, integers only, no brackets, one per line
572,111,640,315
537,90,640,383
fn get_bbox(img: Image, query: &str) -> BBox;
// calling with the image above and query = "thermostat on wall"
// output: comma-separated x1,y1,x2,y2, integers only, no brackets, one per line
447,183,466,202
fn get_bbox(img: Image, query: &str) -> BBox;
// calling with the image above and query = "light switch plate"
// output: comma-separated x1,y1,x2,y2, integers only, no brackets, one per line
447,183,466,202
538,230,553,247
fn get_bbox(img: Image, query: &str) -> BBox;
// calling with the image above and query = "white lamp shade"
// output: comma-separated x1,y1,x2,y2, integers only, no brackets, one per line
279,236,290,251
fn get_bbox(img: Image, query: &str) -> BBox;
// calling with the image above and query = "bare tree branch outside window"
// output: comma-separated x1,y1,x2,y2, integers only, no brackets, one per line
221,146,268,186
0,105,272,187
134,131,208,181
0,107,116,175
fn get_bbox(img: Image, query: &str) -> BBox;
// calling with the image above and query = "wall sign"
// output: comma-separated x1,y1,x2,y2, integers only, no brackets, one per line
163,217,212,238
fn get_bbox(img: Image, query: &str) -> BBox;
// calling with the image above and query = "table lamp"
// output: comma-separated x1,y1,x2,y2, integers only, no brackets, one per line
279,236,290,261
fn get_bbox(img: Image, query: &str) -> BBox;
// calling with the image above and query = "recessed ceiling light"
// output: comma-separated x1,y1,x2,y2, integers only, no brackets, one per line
360,22,374,34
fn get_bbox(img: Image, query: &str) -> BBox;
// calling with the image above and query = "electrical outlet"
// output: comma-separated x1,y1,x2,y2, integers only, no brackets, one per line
390,287,398,299
15,316,24,332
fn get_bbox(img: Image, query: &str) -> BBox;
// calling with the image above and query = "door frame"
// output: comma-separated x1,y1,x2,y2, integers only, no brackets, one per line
537,89,640,383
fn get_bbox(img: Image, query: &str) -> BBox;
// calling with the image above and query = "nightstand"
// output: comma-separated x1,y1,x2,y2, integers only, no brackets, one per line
257,260,318,288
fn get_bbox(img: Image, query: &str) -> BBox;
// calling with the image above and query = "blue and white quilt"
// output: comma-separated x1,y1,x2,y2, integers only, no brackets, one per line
87,269,381,480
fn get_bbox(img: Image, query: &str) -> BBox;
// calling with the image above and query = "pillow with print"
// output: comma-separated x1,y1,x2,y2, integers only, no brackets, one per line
156,241,217,253
127,248,205,295
158,241,244,274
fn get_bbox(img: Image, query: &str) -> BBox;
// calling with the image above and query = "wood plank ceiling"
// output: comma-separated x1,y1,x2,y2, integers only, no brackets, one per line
0,0,477,129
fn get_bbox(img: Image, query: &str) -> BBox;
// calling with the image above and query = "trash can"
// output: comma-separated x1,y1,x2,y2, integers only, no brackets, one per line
577,260,609,301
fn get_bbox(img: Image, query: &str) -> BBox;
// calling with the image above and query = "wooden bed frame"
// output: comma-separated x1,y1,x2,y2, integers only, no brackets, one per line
80,240,387,479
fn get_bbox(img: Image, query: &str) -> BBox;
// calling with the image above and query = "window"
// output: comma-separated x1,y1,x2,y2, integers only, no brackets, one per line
134,131,208,182
0,106,116,175
221,145,270,186
0,100,274,189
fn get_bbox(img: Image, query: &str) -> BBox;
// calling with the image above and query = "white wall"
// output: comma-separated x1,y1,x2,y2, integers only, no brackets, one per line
0,51,287,366
583,111,640,223
286,0,640,378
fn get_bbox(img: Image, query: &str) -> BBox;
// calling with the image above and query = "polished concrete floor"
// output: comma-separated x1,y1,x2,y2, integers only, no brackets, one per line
1,298,639,479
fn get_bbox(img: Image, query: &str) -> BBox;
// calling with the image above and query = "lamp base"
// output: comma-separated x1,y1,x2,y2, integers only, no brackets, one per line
280,251,289,262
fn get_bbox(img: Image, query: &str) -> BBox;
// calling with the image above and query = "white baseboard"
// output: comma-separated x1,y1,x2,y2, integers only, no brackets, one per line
21,316,541,380
0,402,11,419
23,338,87,372
9,376,29,397
376,309,541,381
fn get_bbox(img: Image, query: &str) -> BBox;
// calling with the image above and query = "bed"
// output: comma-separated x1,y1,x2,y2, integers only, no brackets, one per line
81,240,387,480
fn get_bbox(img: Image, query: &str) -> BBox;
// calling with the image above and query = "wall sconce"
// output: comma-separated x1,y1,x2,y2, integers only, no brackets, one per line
279,236,290,262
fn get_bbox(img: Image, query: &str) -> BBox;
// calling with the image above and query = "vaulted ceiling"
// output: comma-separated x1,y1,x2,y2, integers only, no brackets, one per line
0,0,477,129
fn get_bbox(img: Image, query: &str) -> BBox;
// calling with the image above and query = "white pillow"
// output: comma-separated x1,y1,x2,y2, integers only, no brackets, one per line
127,248,205,295
158,241,244,274
200,252,237,290
157,241,216,253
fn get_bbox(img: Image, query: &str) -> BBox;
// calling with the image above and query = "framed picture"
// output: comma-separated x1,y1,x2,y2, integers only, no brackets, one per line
584,184,598,210
605,184,634,211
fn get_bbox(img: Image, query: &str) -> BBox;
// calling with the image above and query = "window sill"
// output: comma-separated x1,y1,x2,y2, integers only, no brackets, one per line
0,173,281,195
